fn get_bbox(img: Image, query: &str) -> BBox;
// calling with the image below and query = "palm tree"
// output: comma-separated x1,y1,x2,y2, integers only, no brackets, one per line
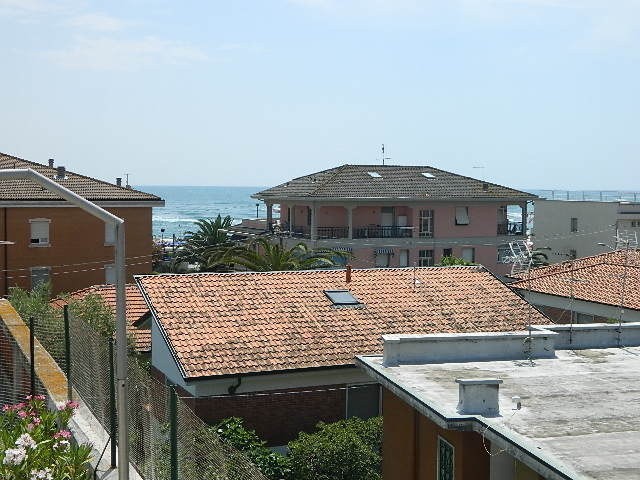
205,238,351,272
172,215,234,271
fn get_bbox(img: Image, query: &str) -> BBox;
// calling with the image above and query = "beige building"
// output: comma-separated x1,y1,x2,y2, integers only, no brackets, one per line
533,199,640,261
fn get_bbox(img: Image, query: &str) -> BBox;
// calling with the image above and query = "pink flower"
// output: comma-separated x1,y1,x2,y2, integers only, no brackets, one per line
17,411,28,419
66,401,79,409
2,404,15,412
53,430,71,440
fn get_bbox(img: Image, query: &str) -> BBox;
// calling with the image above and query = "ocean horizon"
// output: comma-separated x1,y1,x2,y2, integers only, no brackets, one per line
138,185,639,239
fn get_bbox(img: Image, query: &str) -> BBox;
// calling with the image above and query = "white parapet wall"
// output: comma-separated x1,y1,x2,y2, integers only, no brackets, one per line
382,330,557,367
531,322,640,350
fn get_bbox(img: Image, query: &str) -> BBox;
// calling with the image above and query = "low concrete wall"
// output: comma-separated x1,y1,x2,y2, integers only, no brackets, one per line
382,330,557,366
0,300,141,480
531,322,640,350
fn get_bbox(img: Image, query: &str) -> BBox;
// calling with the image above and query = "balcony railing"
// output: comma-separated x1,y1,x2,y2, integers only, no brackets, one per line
498,221,524,236
317,227,349,239
353,226,414,239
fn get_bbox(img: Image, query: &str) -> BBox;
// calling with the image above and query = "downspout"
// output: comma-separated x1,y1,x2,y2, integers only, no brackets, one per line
228,375,242,395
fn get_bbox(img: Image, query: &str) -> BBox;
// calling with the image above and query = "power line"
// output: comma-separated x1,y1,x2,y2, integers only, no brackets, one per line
0,254,153,273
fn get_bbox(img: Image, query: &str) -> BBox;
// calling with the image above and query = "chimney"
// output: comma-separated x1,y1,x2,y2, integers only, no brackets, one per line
48,158,54,168
346,264,352,283
456,378,503,416
56,166,66,179
116,177,122,187
482,182,489,191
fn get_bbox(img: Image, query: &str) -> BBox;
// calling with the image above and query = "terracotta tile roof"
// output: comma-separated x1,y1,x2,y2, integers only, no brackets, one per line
0,152,162,202
254,164,537,200
510,250,640,311
136,267,549,379
51,284,151,352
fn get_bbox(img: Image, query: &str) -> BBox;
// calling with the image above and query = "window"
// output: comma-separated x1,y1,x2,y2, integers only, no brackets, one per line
346,383,381,420
105,264,116,285
29,219,50,246
419,210,434,238
399,250,409,267
418,249,434,267
421,172,435,178
442,248,452,258
375,254,391,267
105,223,116,245
497,244,511,264
632,221,639,228
438,437,455,480
455,207,469,226
570,217,578,232
461,247,475,263
30,267,50,289
324,290,361,305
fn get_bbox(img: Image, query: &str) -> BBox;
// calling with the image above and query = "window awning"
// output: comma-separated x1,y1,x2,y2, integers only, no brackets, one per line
335,247,353,252
375,248,394,255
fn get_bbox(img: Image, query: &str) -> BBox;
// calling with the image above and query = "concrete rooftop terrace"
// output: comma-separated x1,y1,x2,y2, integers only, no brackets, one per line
357,324,640,480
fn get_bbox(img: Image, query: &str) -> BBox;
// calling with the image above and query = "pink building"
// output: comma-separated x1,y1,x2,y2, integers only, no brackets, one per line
250,165,536,276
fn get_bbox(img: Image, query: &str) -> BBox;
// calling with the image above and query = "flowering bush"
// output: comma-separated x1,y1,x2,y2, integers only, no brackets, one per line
0,396,92,480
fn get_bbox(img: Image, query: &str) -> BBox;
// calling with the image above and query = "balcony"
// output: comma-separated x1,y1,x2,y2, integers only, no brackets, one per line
498,221,524,236
317,227,349,239
353,226,414,239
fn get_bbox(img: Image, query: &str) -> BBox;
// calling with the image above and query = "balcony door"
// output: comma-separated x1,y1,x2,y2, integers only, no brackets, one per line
381,207,394,227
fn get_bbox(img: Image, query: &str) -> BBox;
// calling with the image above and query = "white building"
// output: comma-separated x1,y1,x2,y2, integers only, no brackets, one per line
533,199,640,261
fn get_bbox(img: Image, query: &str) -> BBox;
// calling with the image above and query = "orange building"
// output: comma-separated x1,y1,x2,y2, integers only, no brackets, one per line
357,324,640,480
0,152,163,296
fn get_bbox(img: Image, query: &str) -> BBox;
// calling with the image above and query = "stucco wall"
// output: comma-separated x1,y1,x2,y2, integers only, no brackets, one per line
0,206,153,295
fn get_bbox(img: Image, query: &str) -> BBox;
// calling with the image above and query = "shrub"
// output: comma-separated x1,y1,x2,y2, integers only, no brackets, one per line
214,417,291,480
0,396,92,479
287,416,383,480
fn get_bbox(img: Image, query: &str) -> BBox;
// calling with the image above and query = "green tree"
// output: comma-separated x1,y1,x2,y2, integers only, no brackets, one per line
172,215,234,272
436,255,475,266
287,417,383,480
206,238,351,272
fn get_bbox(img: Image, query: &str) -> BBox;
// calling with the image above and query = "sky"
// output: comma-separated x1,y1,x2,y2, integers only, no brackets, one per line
1,0,639,190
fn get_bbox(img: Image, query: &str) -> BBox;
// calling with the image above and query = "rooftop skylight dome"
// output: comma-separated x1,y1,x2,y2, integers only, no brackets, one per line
367,171,382,178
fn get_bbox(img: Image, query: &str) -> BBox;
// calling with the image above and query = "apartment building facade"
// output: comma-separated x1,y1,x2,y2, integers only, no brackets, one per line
251,165,536,275
0,152,164,295
533,199,640,262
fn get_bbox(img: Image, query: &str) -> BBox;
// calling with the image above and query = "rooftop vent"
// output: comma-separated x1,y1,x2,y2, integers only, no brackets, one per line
48,158,54,168
367,172,382,178
456,378,502,416
55,166,66,180
421,172,435,178
324,289,361,306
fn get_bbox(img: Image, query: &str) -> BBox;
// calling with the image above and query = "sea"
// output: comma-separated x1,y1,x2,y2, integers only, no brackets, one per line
137,186,639,239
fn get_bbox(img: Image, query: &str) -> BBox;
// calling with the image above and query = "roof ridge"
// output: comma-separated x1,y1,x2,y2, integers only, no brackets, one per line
309,164,350,196
0,151,161,200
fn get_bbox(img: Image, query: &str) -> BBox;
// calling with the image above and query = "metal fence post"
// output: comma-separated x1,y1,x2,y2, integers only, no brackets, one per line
63,305,72,401
109,338,117,469
29,316,35,397
169,385,178,480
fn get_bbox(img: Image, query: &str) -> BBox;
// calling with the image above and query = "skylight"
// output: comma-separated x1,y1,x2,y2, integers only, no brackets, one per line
367,172,382,178
324,290,361,305
421,172,435,178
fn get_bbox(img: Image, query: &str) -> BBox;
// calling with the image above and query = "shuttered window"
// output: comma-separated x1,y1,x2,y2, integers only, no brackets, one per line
30,219,50,246
455,207,469,225
419,210,434,237
461,247,475,263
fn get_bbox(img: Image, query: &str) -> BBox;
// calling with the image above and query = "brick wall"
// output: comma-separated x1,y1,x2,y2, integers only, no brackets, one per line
191,384,347,446
0,206,153,296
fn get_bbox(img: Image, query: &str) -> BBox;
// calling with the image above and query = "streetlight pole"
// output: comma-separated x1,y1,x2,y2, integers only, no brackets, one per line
0,168,130,480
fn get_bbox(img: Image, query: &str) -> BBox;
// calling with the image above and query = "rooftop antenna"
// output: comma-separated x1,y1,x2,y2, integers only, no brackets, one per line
125,173,131,189
381,144,391,166
508,239,533,277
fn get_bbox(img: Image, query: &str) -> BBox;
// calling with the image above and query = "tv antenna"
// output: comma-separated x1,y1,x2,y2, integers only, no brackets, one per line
508,239,533,276
381,144,391,165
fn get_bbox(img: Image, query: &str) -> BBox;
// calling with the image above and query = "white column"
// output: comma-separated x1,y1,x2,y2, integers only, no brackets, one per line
347,206,354,240
310,204,318,241
266,203,273,231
